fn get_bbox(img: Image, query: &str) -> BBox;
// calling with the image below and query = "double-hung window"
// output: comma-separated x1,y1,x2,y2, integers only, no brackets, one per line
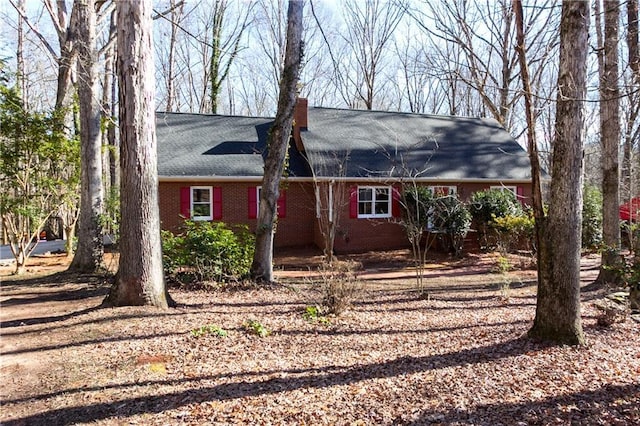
358,186,391,218
191,186,213,220
180,186,222,220
428,186,457,197
490,185,516,195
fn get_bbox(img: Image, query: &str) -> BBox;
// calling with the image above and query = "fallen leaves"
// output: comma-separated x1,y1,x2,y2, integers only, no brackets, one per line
1,253,639,425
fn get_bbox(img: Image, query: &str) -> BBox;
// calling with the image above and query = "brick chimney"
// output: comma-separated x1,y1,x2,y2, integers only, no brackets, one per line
293,97,308,151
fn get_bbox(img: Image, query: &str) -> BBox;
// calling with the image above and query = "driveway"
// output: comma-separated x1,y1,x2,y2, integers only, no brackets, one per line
0,240,67,264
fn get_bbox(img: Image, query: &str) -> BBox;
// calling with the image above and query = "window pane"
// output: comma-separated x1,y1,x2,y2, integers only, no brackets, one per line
375,188,389,201
193,188,210,202
359,202,372,215
359,188,372,201
193,204,211,217
375,201,389,215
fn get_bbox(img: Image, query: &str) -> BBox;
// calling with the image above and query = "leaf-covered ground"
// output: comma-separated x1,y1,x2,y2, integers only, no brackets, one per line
1,251,639,425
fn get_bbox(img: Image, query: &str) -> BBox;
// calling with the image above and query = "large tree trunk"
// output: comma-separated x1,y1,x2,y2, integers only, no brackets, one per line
529,1,588,345
596,0,622,286
250,0,303,283
104,0,172,308
69,0,104,273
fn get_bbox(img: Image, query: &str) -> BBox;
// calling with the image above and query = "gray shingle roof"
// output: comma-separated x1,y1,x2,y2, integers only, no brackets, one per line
302,107,532,180
156,107,533,181
156,112,309,178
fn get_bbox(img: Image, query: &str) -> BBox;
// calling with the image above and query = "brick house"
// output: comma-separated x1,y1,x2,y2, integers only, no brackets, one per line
157,99,534,253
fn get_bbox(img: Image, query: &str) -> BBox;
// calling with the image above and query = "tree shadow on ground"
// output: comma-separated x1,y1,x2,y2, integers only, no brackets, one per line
407,382,639,425
2,336,567,426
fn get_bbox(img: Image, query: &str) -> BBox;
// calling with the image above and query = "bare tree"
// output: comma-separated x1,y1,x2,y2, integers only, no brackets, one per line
529,0,589,345
593,0,622,285
163,0,184,112
69,0,104,272
337,0,405,110
513,0,545,274
104,0,172,308
207,0,252,113
251,0,303,283
410,0,559,139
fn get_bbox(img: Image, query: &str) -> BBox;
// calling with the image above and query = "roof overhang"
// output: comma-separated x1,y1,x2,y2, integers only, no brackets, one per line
159,175,533,184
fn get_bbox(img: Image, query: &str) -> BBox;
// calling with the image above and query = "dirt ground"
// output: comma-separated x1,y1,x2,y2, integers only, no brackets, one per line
1,249,639,425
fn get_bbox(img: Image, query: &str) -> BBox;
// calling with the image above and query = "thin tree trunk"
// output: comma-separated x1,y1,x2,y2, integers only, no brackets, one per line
513,0,547,303
16,0,26,107
529,0,588,345
250,0,303,283
104,0,172,308
69,0,104,273
596,0,622,286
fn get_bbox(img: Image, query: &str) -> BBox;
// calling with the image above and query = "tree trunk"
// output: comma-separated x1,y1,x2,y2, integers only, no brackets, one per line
69,0,104,273
513,0,545,272
529,0,588,345
250,0,303,283
596,0,622,286
104,0,172,308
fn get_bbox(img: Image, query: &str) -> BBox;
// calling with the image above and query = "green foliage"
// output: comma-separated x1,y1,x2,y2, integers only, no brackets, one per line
582,184,602,250
402,185,434,231
243,319,270,337
99,185,120,243
492,210,535,253
470,189,523,224
492,255,512,273
470,189,524,251
161,220,255,284
302,305,331,324
431,195,472,256
191,324,228,338
0,82,79,266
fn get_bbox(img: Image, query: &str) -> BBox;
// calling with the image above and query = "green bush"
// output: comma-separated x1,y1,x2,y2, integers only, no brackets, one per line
492,210,535,253
582,184,602,250
431,195,472,256
470,189,524,250
161,220,254,284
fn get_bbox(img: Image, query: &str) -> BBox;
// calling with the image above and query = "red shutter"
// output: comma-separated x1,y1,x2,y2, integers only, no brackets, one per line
213,187,222,220
516,186,524,204
277,190,287,218
349,186,358,218
392,185,401,217
180,187,191,219
248,186,257,219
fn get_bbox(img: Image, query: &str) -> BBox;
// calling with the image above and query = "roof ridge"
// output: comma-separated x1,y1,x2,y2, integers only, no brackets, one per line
156,111,274,120
309,106,494,122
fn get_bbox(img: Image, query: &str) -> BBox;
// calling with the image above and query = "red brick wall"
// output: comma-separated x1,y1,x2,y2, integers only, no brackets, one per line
158,181,316,248
159,180,533,253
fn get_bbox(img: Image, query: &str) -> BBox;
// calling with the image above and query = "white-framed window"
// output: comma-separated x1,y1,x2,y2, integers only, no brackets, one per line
358,186,391,218
490,185,517,195
191,186,213,220
249,186,286,218
428,186,457,197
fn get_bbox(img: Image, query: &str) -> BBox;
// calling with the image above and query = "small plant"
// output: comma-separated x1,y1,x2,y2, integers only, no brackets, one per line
302,305,331,325
190,324,228,338
243,319,270,337
493,255,512,301
493,255,512,274
308,261,363,316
